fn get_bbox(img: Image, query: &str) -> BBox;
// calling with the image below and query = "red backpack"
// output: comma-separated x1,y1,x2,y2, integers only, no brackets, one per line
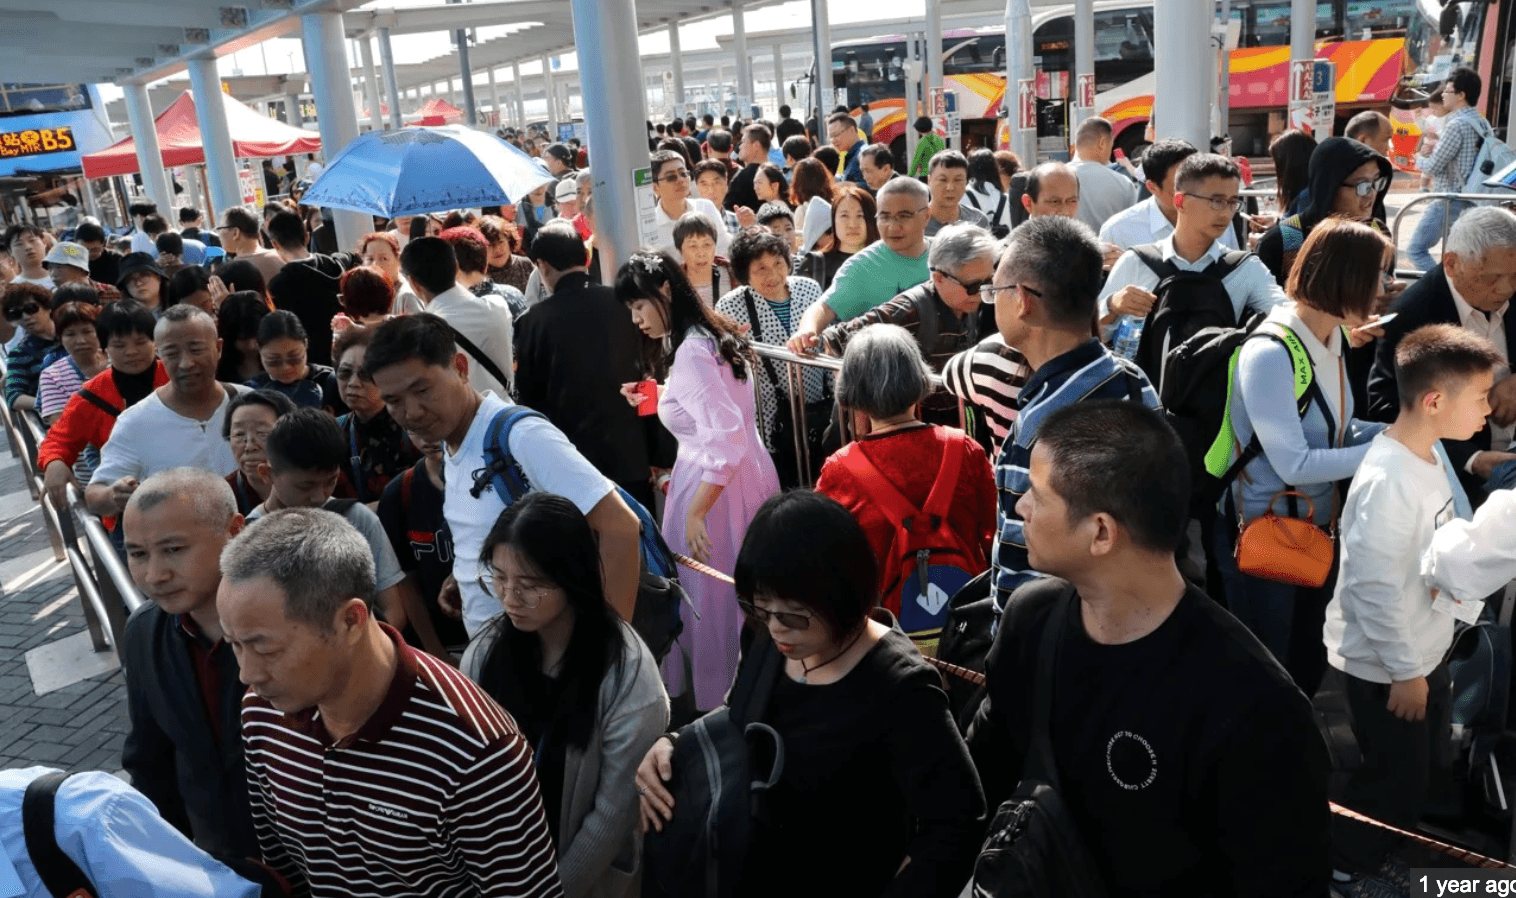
836,431,986,657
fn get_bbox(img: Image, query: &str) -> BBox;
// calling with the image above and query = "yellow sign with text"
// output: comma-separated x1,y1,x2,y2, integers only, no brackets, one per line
0,126,75,159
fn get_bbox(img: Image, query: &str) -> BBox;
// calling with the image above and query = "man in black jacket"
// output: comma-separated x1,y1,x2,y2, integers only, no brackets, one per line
1368,205,1516,505
121,467,256,859
266,210,360,365
514,222,654,508
965,400,1329,897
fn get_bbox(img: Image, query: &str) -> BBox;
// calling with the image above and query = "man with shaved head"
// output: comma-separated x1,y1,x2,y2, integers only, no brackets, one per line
121,467,256,858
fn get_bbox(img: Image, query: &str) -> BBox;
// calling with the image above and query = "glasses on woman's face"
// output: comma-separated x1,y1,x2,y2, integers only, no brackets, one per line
478,569,550,609
228,426,273,447
1340,177,1388,198
3,302,39,322
738,599,814,631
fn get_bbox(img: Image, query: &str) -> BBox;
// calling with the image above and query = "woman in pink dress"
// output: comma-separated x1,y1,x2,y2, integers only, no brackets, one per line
617,250,780,710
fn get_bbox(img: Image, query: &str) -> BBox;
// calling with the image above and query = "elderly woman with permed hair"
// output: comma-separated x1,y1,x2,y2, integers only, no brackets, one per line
814,323,995,653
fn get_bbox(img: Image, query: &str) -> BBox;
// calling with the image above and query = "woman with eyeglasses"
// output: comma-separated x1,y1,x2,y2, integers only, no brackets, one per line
634,490,984,898
462,491,669,898
1255,136,1394,288
1213,218,1391,698
648,149,731,261
617,250,779,712
713,228,830,488
221,388,297,515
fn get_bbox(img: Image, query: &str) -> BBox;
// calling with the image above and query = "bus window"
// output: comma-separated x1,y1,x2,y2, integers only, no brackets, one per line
945,32,1007,75
0,84,90,117
1032,16,1072,73
1241,1,1335,46
1093,9,1154,63
1343,1,1418,38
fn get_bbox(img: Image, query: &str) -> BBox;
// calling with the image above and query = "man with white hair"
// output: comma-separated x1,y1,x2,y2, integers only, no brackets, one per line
1368,205,1516,504
787,176,934,352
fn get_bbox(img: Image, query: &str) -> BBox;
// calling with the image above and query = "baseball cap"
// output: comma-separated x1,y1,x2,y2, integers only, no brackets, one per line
554,178,578,203
43,241,90,272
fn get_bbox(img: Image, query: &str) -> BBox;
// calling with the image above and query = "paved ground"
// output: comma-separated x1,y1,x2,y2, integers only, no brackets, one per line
0,430,130,774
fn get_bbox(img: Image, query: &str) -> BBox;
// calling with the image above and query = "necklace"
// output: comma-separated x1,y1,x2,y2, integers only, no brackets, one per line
795,628,866,684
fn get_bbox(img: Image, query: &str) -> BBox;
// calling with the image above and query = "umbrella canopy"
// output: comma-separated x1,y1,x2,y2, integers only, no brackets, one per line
80,90,321,179
414,97,465,127
299,125,556,217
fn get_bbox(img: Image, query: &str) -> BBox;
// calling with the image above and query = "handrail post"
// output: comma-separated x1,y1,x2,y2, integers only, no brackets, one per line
786,356,810,487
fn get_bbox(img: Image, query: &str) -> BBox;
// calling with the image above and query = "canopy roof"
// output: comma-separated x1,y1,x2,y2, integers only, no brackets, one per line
413,97,465,126
80,90,322,179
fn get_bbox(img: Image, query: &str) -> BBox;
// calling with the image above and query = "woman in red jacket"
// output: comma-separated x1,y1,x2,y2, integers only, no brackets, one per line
814,324,995,656
38,301,165,513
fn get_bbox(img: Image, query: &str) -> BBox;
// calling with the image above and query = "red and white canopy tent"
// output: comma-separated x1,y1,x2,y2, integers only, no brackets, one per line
80,90,321,179
412,97,465,127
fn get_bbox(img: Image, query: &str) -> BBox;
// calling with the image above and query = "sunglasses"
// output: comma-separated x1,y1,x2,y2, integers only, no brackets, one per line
4,302,40,322
934,268,993,296
737,599,814,631
1341,177,1388,198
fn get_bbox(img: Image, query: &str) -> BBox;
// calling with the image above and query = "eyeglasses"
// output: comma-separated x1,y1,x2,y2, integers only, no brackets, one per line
933,268,993,296
737,599,814,631
978,282,1042,304
656,170,691,184
875,207,928,226
477,571,551,609
228,427,273,447
1177,192,1246,213
1340,177,1388,198
4,302,40,322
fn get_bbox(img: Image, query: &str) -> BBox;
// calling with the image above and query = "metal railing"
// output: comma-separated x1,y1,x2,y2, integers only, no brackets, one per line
1389,191,1514,259
751,341,958,488
6,400,145,661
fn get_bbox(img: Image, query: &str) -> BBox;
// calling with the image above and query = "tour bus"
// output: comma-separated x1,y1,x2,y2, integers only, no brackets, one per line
829,0,1512,168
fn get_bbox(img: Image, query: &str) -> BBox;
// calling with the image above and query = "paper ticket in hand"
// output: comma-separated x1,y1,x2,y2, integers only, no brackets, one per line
1432,593,1484,625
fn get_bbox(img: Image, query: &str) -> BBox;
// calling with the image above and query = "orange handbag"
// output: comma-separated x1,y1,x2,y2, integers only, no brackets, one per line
1235,490,1335,588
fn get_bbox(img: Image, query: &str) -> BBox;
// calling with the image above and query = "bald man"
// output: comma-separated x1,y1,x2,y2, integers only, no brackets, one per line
1345,109,1394,158
121,467,256,858
1021,162,1081,220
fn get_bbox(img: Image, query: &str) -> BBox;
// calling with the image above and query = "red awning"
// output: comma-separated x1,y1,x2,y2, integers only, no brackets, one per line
413,97,465,127
80,90,322,179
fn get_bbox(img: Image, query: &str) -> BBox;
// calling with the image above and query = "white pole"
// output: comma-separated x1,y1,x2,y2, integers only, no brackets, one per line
1072,0,1094,130
359,35,383,132
1153,0,1212,150
670,23,686,117
732,1,751,118
123,82,173,213
302,10,370,249
378,28,403,130
811,0,831,145
1005,0,1035,162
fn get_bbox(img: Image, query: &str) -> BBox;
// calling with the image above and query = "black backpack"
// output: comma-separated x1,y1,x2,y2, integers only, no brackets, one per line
643,632,786,898
1129,243,1252,393
936,570,995,732
969,582,1108,898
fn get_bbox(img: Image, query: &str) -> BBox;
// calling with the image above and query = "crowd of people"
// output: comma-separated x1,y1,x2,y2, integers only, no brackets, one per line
3,64,1515,898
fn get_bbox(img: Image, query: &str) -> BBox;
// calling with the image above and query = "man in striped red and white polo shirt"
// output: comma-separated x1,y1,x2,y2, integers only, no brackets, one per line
217,506,563,898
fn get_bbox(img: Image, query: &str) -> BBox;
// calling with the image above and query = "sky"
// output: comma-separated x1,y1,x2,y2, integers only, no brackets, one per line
95,0,933,104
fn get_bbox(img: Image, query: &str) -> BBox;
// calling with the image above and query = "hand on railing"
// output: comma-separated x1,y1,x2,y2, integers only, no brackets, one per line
784,328,821,355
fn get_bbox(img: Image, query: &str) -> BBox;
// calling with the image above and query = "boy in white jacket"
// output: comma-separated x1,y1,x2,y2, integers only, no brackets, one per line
1323,323,1500,896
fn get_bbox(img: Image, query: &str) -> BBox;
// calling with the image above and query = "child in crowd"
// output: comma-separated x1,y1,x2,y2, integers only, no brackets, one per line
1323,323,1500,896
250,407,411,630
756,202,798,254
377,428,464,661
245,310,344,414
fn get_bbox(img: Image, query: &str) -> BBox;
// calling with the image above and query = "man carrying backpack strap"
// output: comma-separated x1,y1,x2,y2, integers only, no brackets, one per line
1097,153,1286,354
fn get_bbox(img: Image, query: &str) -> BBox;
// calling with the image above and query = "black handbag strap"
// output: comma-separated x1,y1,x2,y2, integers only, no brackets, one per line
727,629,784,725
1026,591,1073,790
445,323,512,394
24,772,97,898
75,387,119,419
741,287,785,393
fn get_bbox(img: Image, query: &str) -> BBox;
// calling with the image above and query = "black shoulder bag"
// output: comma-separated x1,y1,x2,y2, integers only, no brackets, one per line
643,632,786,898
968,591,1108,898
24,772,96,898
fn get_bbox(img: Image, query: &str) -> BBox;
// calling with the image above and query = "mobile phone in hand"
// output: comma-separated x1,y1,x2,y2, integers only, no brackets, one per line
1353,312,1397,333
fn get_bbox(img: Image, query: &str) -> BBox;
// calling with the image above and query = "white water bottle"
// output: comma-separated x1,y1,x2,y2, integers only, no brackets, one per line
1113,316,1145,361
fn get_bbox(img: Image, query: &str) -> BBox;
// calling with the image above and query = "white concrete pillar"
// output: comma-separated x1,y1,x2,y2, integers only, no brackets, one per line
186,56,240,223
732,1,751,117
811,0,831,144
123,83,173,215
772,43,784,116
301,10,370,250
1005,0,1035,161
1154,0,1213,150
570,0,649,278
670,23,686,117
359,36,383,132
925,0,942,120
488,67,501,128
378,27,403,130
1071,0,1095,129
1290,0,1315,64
542,55,559,137
514,61,526,127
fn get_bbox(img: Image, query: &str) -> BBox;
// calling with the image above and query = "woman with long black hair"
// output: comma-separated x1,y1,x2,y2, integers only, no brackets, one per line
463,492,668,898
617,250,779,711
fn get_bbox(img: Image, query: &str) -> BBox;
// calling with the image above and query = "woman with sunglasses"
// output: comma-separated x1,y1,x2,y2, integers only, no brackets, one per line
617,250,779,712
3,282,60,412
463,492,668,898
648,149,730,261
635,490,984,898
1255,136,1394,288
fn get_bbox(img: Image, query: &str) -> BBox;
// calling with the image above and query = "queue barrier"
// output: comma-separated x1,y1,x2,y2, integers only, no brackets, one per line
749,342,958,489
5,398,145,662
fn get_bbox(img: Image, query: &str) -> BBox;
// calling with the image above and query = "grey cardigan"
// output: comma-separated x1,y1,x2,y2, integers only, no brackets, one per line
463,619,670,898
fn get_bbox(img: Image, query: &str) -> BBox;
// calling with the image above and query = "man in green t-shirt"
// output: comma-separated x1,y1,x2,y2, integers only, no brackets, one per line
788,177,933,352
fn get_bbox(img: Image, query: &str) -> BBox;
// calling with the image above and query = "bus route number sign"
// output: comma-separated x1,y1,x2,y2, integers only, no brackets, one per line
0,126,75,159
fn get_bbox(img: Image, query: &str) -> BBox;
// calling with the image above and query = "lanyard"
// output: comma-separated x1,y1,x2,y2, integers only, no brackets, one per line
346,415,365,502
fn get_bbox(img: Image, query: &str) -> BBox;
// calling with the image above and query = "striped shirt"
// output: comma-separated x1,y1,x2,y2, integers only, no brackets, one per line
991,340,1160,612
1423,106,1485,194
4,334,59,409
942,333,1032,457
241,625,563,898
